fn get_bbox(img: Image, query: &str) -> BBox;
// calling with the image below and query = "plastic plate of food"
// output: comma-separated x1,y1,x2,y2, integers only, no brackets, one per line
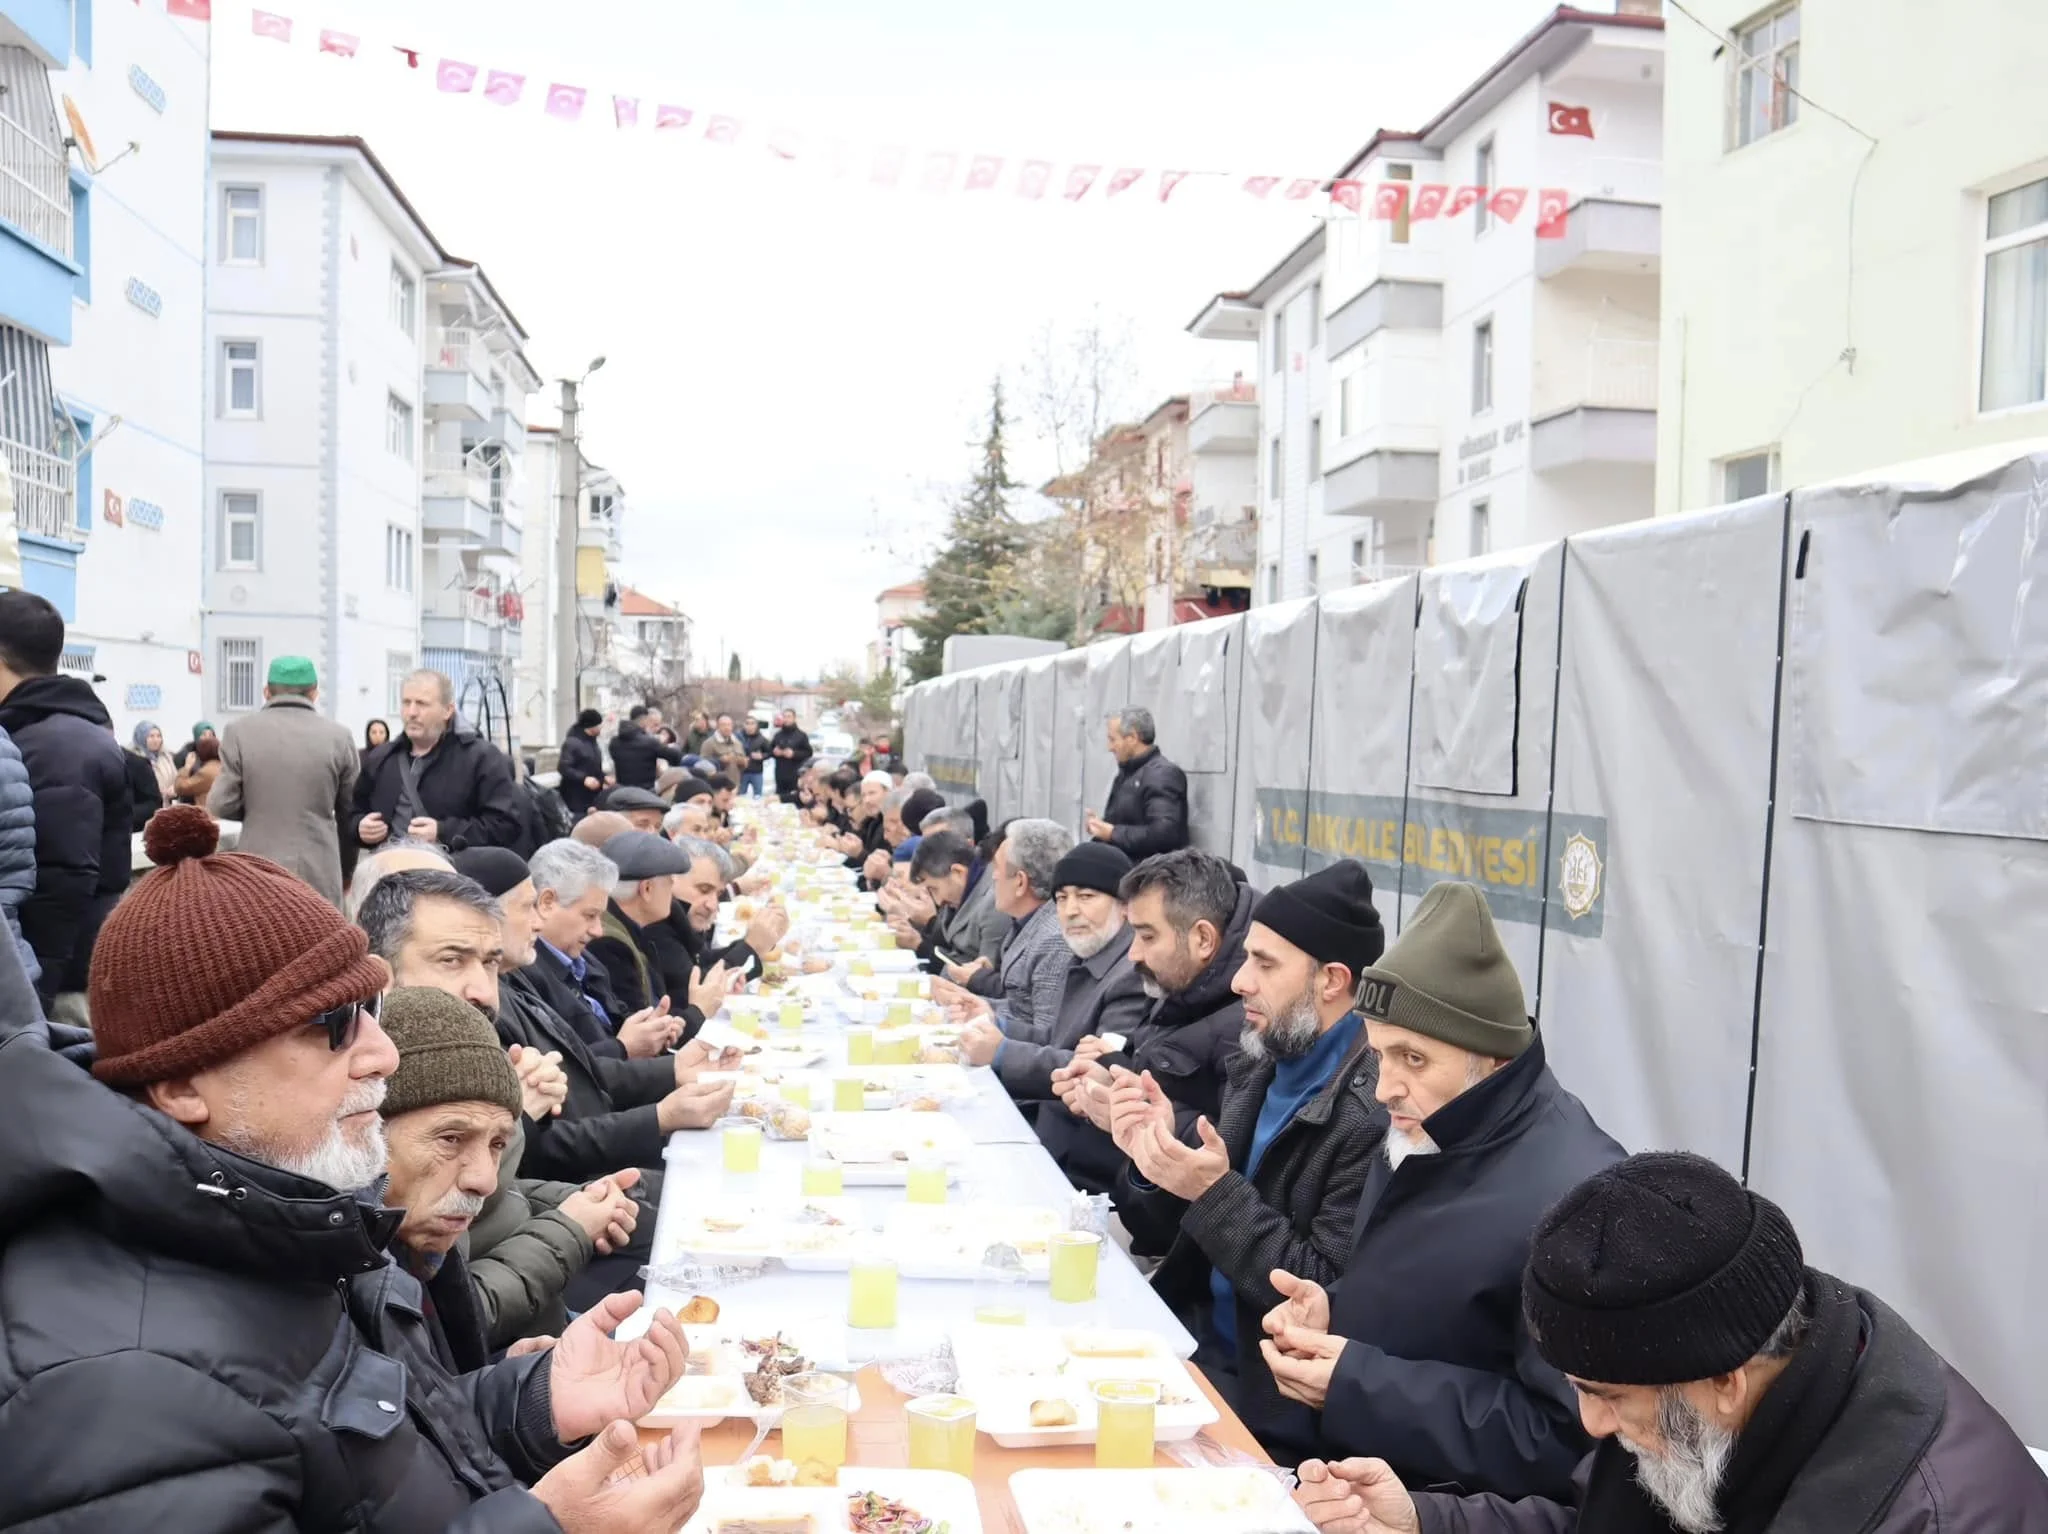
1006,1468,1309,1534
882,1203,1064,1279
640,1360,862,1430
683,1466,980,1533
659,1198,869,1268
807,1111,973,1184
951,1327,1218,1447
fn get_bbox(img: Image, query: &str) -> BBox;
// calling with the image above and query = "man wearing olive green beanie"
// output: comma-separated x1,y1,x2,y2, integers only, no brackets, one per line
1258,881,1625,1501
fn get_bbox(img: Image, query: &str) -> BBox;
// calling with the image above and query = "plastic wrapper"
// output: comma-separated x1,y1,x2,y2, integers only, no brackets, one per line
1068,1191,1111,1238
639,1256,774,1293
738,1098,812,1141
877,1339,959,1399
1164,1432,1300,1489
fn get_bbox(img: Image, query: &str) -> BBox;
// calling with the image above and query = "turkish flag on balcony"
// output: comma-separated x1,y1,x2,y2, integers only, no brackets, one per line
656,104,693,130
436,60,477,93
484,71,525,106
1536,188,1571,239
1283,178,1319,200
1371,182,1409,220
613,96,639,128
250,10,291,41
706,115,742,145
1018,160,1052,199
1445,185,1484,218
1106,167,1144,197
166,0,210,20
1547,102,1595,138
1411,184,1448,220
318,29,358,57
1329,180,1363,213
1158,170,1189,203
545,84,587,122
1065,164,1101,200
1487,187,1528,222
965,155,1003,191
1242,176,1280,199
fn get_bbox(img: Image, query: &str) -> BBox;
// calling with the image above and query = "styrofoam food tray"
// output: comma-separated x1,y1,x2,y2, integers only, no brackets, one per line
682,1469,981,1534
659,1196,868,1269
808,1110,972,1184
952,1325,1219,1447
882,1202,1064,1279
642,1369,862,1430
1007,1468,1310,1533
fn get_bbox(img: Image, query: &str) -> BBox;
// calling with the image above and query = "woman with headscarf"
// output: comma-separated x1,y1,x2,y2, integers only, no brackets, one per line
173,735,222,806
172,721,216,773
123,722,175,832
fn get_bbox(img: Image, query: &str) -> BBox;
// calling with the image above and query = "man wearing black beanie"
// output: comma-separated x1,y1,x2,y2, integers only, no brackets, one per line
1259,881,1624,1501
1296,1152,2048,1533
557,709,606,820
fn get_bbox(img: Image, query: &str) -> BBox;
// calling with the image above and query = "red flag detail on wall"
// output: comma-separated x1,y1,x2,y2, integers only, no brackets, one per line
921,152,956,193
1371,182,1409,220
1487,187,1528,222
484,71,524,105
1018,160,1051,200
871,146,907,186
437,59,477,93
1283,178,1319,201
655,105,693,129
1243,176,1280,199
706,115,742,145
250,10,291,40
318,29,358,56
1106,167,1144,197
1329,180,1363,213
613,96,639,128
1158,170,1189,203
166,0,210,19
1535,188,1571,239
965,155,1003,191
1445,186,1484,218
1547,102,1594,138
1065,164,1101,200
1411,184,1447,220
545,84,586,122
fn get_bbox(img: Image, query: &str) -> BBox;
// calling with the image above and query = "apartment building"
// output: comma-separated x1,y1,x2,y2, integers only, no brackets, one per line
1182,375,1260,617
1656,0,2048,510
1193,2,1666,603
203,132,537,740
872,580,926,679
1,0,208,732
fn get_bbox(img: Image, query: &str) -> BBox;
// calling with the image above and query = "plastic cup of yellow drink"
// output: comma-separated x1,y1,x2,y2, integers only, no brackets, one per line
730,1007,763,1037
885,1001,913,1028
778,1001,805,1031
1048,1230,1102,1304
906,1394,977,1476
802,1154,844,1197
851,957,874,976
848,1256,899,1329
779,1079,812,1107
833,1074,866,1112
845,1027,874,1066
1092,1381,1160,1468
906,1155,948,1205
780,1372,850,1472
877,1033,917,1066
720,1119,763,1174
896,977,922,998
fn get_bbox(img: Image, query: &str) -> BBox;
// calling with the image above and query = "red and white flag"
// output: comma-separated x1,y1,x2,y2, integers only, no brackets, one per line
1371,182,1409,220
1018,160,1052,199
1535,187,1570,239
317,29,358,57
920,152,956,194
766,128,802,160
871,146,907,187
655,104,693,130
484,71,524,106
1064,164,1101,201
393,46,420,69
1487,187,1528,223
1445,186,1484,218
1158,170,1189,203
1283,178,1319,201
166,0,211,20
613,96,639,129
1547,102,1594,139
545,84,586,122
1243,175,1280,199
1329,180,1363,214
250,9,291,41
965,155,1003,191
436,59,477,93
705,114,741,145
1411,184,1448,220
1106,167,1144,197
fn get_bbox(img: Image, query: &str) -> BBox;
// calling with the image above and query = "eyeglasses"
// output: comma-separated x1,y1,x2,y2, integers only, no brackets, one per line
312,993,382,1051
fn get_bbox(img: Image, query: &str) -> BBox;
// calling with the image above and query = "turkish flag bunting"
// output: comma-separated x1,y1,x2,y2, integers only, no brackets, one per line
966,155,1003,191
1535,188,1571,239
1445,186,1484,218
705,114,741,145
250,9,291,40
921,152,956,193
1488,187,1528,223
1106,168,1144,197
317,29,358,56
1158,170,1189,203
1547,102,1595,138
613,96,639,129
1329,180,1363,213
1243,176,1280,199
1018,161,1052,199
545,84,587,122
1411,184,1448,220
393,46,420,69
436,59,477,93
166,0,210,19
1283,178,1319,201
484,71,524,106
1371,182,1409,220
871,146,907,186
767,129,802,160
1065,164,1101,200
655,105,693,129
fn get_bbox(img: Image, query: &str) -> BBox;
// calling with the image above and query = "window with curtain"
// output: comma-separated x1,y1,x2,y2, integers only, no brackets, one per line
1980,176,2048,413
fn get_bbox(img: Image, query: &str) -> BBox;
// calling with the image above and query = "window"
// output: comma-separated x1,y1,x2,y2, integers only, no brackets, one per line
1471,500,1492,557
389,262,416,336
1270,309,1286,373
386,651,413,716
1339,372,1363,437
219,638,260,712
69,171,90,302
1306,552,1320,594
1308,282,1322,349
1731,3,1799,149
588,490,616,521
385,393,414,460
221,185,263,264
1269,436,1285,502
220,340,259,417
1720,449,1780,503
1265,562,1279,604
1474,139,1495,234
1309,414,1324,480
1351,538,1366,580
1471,320,1494,413
1387,163,1414,244
385,524,414,591
221,491,260,569
1980,176,2048,413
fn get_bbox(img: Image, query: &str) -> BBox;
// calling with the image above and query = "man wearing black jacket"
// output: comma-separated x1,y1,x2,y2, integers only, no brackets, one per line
558,708,607,819
609,704,682,791
1085,706,1190,858
653,833,788,987
769,708,812,803
588,830,742,1031
524,838,682,1059
0,590,131,1006
349,669,528,855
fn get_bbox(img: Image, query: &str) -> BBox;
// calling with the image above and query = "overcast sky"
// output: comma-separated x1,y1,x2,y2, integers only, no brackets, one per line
212,0,1565,679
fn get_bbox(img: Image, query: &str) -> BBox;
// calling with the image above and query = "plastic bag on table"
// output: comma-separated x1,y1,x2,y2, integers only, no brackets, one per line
639,1256,777,1294
738,1098,812,1141
1163,1431,1300,1489
1067,1192,1111,1237
877,1339,959,1399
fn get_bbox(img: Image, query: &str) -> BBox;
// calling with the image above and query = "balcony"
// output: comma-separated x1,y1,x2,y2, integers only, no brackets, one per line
422,451,490,542
1534,199,1661,281
424,328,494,421
483,515,522,558
422,585,499,652
1188,392,1258,456
0,2,74,68
1322,447,1438,518
490,407,526,453
1530,337,1658,471
0,85,78,345
1,435,80,541
1326,278,1442,356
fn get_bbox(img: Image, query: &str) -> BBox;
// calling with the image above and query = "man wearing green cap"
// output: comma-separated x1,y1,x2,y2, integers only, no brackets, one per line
210,655,360,907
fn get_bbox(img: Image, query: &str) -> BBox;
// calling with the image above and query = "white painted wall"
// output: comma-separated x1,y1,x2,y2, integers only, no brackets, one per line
516,425,562,747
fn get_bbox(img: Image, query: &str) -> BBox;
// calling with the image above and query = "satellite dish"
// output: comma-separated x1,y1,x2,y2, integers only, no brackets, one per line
62,96,99,173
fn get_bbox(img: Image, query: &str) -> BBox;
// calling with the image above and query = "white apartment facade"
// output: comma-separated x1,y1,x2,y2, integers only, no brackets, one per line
1182,374,1260,614
871,581,927,679
1656,0,2048,511
203,133,537,743
1,0,208,734
1194,3,1666,603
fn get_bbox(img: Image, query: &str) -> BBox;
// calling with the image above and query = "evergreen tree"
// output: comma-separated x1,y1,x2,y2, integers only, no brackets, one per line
727,653,743,681
907,379,1027,683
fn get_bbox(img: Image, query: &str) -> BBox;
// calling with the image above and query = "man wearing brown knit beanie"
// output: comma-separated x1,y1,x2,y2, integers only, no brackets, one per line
1259,881,1625,1501
0,806,705,1533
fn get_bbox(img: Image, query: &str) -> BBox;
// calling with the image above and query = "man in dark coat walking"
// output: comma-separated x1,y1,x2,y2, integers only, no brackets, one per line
610,704,682,791
1258,882,1625,1499
1295,1152,2048,1534
350,669,528,855
1086,706,1189,858
769,708,812,803
0,806,703,1532
1102,858,1386,1464
0,590,130,1007
558,708,607,819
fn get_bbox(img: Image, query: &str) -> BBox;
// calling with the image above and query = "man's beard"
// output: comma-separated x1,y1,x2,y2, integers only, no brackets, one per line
221,1077,391,1193
1239,984,1323,1063
1132,937,1196,1001
1621,1390,1736,1534
1383,1123,1441,1170
1063,914,1123,961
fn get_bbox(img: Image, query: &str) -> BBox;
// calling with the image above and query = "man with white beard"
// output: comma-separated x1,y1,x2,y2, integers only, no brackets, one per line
1293,1152,2048,1534
1261,882,1624,1498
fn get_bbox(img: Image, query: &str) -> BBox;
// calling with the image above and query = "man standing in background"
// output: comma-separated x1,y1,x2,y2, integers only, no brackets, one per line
737,716,770,796
349,670,528,855
209,656,358,907
770,708,812,804
1087,707,1189,858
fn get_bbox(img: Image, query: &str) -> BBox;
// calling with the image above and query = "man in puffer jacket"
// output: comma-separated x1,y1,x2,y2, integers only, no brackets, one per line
0,722,40,994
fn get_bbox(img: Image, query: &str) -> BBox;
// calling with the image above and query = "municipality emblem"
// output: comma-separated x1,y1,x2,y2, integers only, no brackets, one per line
1558,832,1603,920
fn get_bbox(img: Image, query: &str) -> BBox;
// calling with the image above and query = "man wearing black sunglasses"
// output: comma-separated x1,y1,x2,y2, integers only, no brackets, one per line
0,808,705,1532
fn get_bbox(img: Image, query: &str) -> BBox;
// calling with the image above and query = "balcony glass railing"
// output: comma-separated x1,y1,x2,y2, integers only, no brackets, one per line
0,95,72,257
424,450,491,501
429,328,495,386
1,437,79,540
